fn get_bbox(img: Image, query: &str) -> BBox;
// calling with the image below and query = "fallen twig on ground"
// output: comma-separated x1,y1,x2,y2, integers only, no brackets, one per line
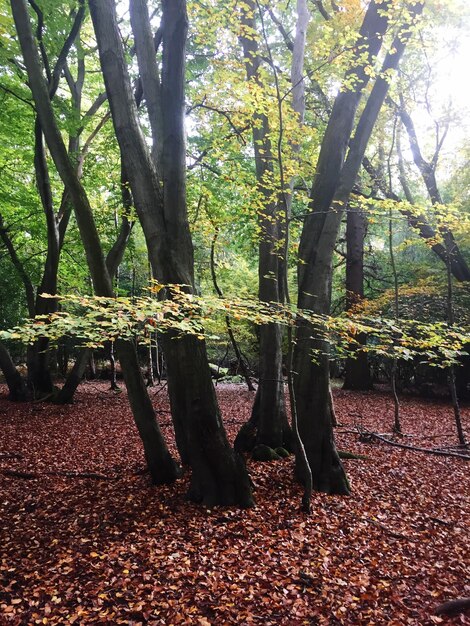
361,431,470,460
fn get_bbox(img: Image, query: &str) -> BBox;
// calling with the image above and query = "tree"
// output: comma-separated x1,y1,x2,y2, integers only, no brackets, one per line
293,0,423,493
88,0,253,506
0,0,122,400
236,0,292,452
11,0,180,485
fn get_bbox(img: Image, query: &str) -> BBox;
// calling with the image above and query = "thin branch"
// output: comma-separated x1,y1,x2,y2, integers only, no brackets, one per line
312,0,331,20
0,84,35,109
267,8,293,51
0,212,36,316
364,431,470,460
190,102,247,143
27,0,51,83
49,1,86,98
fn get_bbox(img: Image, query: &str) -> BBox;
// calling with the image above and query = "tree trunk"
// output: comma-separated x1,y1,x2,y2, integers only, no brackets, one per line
117,339,180,484
0,342,28,401
238,0,288,449
26,6,86,396
294,0,421,493
294,327,349,493
363,155,470,282
108,342,118,390
343,204,373,390
54,347,91,404
397,101,470,282
89,0,253,506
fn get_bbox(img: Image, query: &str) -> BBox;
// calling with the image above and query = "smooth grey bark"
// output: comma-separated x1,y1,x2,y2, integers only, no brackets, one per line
89,0,253,506
129,0,163,169
23,3,85,396
291,0,309,122
273,0,314,506
12,0,179,485
294,1,422,494
238,0,290,450
286,1,314,507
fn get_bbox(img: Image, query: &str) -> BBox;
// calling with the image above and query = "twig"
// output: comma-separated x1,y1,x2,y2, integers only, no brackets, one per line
2,469,37,479
367,518,415,541
429,516,451,526
1,469,114,480
364,431,470,460
151,381,168,397
0,452,24,459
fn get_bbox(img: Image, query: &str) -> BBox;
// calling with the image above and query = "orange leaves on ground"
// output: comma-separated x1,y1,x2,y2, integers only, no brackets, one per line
0,382,468,625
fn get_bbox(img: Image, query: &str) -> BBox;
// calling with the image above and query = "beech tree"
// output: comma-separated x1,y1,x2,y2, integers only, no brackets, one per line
293,0,423,494
343,201,373,390
0,0,131,401
88,0,253,507
236,0,291,451
2,0,467,517
11,0,180,485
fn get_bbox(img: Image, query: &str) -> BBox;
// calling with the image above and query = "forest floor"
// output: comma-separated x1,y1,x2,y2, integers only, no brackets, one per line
0,381,469,626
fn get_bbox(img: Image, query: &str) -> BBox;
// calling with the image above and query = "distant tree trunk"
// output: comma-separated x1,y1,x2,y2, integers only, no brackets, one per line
445,239,467,446
89,0,253,506
343,204,373,390
24,5,85,397
389,206,402,434
398,94,467,442
154,340,162,384
86,351,96,379
57,341,68,377
0,343,28,401
147,341,155,387
12,0,179,485
108,342,118,390
363,154,470,283
210,230,254,392
0,208,53,398
55,347,91,403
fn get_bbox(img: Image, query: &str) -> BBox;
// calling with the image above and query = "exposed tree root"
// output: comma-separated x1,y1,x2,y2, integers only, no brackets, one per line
338,450,370,460
434,598,470,616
